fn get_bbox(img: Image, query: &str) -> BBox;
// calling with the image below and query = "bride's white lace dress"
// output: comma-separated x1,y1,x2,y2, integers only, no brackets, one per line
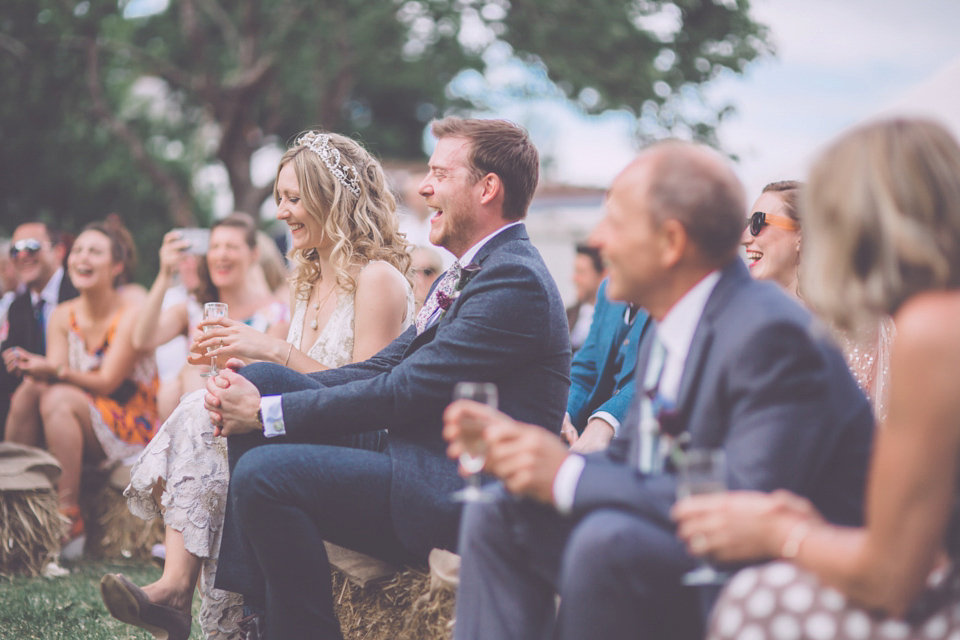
125,268,412,639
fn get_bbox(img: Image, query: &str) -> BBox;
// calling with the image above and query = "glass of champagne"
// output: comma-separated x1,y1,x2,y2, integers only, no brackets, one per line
200,302,228,377
451,382,498,503
676,448,730,586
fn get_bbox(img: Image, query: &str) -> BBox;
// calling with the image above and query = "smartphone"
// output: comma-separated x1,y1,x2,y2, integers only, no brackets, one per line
174,228,210,255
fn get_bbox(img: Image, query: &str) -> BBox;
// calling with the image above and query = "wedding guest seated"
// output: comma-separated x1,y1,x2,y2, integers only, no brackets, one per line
673,117,960,640
100,130,414,640
1,222,78,436
0,237,21,323
131,213,289,424
566,243,606,351
560,278,652,454
444,139,873,640
204,117,570,639
410,245,443,311
3,220,158,558
742,180,893,418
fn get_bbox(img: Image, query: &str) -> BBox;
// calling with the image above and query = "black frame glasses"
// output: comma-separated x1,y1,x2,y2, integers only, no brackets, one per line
747,211,799,236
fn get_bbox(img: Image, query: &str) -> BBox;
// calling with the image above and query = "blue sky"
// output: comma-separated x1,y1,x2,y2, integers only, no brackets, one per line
533,0,960,196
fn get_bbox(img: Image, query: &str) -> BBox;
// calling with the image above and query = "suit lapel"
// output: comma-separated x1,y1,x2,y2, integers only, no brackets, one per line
405,224,529,356
672,258,750,425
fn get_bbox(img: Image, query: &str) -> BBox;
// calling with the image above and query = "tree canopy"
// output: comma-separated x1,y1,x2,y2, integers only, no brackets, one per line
0,0,771,267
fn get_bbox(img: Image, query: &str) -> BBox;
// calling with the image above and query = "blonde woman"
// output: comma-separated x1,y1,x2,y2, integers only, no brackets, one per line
101,131,412,640
674,118,960,639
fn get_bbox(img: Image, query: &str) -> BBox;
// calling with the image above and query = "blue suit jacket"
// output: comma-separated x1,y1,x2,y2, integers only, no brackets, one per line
574,258,873,532
566,279,652,433
272,224,571,556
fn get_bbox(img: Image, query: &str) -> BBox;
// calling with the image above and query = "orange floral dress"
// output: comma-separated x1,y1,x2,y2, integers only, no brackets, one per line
67,306,158,463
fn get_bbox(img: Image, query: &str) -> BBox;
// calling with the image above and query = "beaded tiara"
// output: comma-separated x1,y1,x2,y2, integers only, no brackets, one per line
295,132,362,198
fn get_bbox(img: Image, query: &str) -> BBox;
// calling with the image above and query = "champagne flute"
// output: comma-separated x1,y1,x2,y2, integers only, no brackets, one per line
200,302,228,377
676,448,730,586
451,382,498,503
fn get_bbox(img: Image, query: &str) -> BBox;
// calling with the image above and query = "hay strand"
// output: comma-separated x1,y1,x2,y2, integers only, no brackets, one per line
331,566,455,640
80,482,163,559
0,489,62,578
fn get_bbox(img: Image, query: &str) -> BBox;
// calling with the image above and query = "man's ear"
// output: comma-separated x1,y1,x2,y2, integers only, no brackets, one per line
478,173,503,206
658,218,688,269
53,243,67,263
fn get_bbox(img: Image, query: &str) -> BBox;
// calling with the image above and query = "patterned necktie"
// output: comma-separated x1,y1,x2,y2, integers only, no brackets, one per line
637,334,668,473
415,262,461,335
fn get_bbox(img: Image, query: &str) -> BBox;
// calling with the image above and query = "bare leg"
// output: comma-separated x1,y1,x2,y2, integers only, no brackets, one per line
139,526,201,613
5,377,48,446
39,383,103,509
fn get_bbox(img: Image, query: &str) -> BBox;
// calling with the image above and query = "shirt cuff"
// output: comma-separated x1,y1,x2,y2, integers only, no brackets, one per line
589,411,620,436
552,453,586,516
260,395,286,437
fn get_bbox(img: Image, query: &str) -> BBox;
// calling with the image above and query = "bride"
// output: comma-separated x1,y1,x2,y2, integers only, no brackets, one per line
100,131,413,640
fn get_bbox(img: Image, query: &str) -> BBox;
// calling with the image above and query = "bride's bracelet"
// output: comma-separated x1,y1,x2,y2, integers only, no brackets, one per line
283,343,293,367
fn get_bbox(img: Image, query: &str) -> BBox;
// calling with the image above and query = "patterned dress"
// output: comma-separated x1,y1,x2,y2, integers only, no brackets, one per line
67,306,158,464
125,263,412,639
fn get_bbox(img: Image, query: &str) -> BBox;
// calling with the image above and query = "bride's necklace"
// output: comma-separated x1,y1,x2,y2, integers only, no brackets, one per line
310,283,337,331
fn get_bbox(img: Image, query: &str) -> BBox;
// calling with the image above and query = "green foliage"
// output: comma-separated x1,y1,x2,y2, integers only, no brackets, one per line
0,0,771,272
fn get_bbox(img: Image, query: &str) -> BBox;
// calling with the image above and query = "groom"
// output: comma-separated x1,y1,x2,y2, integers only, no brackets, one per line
204,117,571,639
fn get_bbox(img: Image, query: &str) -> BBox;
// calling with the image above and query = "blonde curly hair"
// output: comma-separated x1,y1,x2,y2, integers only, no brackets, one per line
277,131,412,299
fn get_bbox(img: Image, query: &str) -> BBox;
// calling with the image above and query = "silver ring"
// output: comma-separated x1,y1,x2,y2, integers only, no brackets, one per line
691,533,709,555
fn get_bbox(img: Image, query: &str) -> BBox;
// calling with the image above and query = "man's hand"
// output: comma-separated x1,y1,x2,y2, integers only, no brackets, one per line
569,417,615,454
444,400,568,505
204,358,262,437
560,414,579,446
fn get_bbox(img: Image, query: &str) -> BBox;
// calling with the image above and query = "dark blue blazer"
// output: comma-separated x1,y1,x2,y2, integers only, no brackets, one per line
275,224,571,557
567,279,651,433
574,258,873,532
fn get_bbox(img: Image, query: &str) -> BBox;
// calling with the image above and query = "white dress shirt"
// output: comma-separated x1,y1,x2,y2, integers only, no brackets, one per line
553,270,721,514
260,221,523,438
30,266,66,336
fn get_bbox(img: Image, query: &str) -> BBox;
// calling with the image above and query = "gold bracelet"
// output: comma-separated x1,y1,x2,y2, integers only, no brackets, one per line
283,343,293,367
780,520,813,559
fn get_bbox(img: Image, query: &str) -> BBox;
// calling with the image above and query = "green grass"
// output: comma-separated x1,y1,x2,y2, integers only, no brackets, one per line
0,558,203,640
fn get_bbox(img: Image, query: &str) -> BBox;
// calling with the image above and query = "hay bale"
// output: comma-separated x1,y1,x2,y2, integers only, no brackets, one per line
331,565,455,640
0,489,63,578
79,467,163,560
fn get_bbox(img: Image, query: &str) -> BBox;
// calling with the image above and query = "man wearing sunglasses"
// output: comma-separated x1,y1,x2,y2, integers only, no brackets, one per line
0,222,77,436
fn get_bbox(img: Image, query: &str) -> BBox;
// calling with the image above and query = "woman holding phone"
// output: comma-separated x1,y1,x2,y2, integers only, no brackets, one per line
131,213,289,423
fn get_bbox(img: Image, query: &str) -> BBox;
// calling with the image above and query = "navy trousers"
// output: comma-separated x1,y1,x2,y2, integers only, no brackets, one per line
215,363,408,640
454,486,705,640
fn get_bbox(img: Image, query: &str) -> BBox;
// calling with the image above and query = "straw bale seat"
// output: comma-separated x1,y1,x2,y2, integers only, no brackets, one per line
78,463,163,559
0,443,64,577
330,546,458,640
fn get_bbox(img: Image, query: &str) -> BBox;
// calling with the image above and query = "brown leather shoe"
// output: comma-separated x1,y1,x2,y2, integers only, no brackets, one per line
99,573,191,640
238,612,266,640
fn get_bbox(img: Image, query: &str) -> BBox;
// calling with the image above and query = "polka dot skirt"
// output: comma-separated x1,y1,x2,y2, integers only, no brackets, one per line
708,561,960,640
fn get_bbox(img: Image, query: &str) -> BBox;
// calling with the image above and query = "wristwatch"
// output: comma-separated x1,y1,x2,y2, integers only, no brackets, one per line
255,407,265,430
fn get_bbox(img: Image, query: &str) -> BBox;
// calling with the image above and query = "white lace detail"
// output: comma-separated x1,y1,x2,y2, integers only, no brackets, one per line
125,261,411,639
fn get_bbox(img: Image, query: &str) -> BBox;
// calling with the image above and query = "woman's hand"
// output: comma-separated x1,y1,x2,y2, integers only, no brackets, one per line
188,317,286,367
671,489,823,563
158,230,191,278
4,348,57,380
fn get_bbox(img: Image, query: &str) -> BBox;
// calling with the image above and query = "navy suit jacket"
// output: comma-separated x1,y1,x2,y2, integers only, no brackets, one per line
566,279,652,433
268,224,571,556
0,270,77,428
573,258,873,533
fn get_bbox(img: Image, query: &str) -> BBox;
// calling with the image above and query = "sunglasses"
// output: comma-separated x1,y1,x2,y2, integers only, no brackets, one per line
747,211,799,236
9,238,48,259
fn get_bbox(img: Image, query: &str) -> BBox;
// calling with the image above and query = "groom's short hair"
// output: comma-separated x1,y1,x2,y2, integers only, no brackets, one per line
430,117,539,221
